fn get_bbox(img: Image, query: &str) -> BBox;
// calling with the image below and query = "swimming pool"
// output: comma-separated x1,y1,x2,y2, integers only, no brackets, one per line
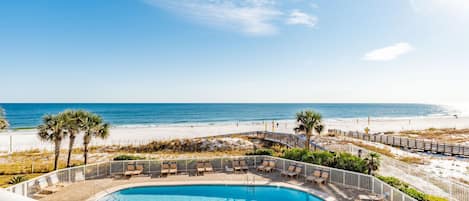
98,185,323,201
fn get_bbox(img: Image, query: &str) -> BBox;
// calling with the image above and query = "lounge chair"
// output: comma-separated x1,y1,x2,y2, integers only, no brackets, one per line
314,171,329,184
225,165,234,173
232,160,242,173
136,165,144,174
161,162,170,176
204,161,213,173
74,171,85,182
196,161,205,175
169,162,178,175
256,160,269,172
288,166,302,178
124,164,136,176
125,164,144,177
239,160,249,171
358,194,385,201
37,177,59,193
281,165,296,177
264,161,276,173
49,173,67,187
306,170,321,183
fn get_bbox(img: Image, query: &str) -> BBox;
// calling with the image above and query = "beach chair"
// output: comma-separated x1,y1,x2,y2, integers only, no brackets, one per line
239,160,249,171
306,170,321,183
134,164,144,176
357,194,385,201
49,173,67,187
256,160,269,172
232,160,242,173
264,161,276,173
281,165,296,177
288,166,302,178
314,171,329,184
36,177,59,193
161,162,170,176
169,162,178,175
225,165,234,173
204,161,213,173
196,161,205,175
124,164,136,176
74,171,85,182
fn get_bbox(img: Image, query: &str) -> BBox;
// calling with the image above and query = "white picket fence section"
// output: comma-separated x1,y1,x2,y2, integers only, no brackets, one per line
5,155,417,201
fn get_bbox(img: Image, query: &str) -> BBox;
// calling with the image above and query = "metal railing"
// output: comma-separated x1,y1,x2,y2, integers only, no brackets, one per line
5,155,416,201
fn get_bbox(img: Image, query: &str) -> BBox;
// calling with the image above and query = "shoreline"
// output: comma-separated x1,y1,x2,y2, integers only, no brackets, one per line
1,115,469,152
4,114,465,131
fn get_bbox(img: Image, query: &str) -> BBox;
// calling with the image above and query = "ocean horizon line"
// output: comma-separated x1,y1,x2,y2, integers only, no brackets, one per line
0,103,460,129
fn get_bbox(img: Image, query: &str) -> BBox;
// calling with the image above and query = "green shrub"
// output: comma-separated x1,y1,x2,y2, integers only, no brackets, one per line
425,195,448,201
113,155,145,161
9,175,27,184
281,148,368,173
376,175,447,201
245,148,274,156
282,148,310,161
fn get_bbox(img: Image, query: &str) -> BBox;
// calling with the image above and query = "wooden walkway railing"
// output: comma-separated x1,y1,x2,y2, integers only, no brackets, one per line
328,129,469,157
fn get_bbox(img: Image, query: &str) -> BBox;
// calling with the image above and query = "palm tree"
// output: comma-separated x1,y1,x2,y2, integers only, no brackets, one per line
364,152,380,175
0,107,9,130
314,124,324,136
294,110,323,150
82,113,109,164
62,110,88,167
37,114,67,170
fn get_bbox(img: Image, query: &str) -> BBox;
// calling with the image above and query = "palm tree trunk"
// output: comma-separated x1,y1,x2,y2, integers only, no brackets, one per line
66,135,76,167
54,140,61,170
83,142,89,165
304,130,312,150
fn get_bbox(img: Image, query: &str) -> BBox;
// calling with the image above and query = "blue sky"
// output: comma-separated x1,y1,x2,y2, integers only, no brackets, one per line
1,0,468,106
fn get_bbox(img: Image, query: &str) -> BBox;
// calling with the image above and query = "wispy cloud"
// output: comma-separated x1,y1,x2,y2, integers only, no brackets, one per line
286,10,317,27
363,42,414,61
144,0,317,35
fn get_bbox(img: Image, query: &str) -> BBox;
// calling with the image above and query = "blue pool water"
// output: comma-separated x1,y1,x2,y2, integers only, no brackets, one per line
98,185,323,201
0,103,453,128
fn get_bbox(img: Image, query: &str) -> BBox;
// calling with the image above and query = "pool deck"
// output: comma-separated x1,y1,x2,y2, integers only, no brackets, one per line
38,171,373,201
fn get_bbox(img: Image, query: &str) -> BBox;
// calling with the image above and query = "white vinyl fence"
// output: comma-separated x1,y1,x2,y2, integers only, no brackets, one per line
5,156,416,201
345,143,469,201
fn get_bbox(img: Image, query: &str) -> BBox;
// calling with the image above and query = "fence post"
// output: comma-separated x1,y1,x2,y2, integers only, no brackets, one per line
68,168,71,183
358,174,360,189
84,165,87,180
109,161,112,176
449,181,452,201
148,160,151,174
22,182,27,196
343,170,346,185
372,176,374,193
97,163,99,177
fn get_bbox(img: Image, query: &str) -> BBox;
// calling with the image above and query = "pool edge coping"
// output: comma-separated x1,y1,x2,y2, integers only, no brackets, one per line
87,181,336,201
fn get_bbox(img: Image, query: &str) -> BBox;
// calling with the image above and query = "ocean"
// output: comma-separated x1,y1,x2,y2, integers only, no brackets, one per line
0,103,454,129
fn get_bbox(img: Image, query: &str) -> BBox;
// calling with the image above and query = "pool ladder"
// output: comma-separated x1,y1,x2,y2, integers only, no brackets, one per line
245,175,255,185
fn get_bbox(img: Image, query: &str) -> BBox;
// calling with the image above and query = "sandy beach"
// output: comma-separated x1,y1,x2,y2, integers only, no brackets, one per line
1,116,468,152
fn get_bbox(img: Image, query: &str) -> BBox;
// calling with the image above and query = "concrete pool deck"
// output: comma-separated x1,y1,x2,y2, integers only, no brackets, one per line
36,171,374,201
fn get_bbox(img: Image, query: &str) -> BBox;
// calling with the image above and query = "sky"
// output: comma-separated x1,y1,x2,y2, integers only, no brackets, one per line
0,0,468,106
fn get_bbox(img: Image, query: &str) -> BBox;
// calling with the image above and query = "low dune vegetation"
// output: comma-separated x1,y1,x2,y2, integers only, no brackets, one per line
394,128,469,144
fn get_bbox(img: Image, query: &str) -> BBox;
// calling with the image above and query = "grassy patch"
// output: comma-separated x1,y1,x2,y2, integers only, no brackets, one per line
377,175,448,201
